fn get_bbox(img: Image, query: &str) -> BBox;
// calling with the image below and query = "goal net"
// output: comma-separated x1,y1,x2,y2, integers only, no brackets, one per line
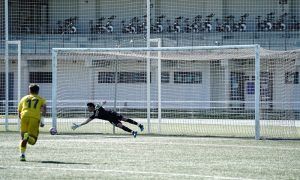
52,45,300,139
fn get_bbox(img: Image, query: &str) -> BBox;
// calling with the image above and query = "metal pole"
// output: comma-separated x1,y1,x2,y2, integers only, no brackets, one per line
157,39,162,134
150,38,162,133
17,41,21,130
113,57,119,134
7,41,21,129
146,0,151,134
5,0,8,40
51,49,58,129
255,45,261,140
17,42,21,105
4,0,9,131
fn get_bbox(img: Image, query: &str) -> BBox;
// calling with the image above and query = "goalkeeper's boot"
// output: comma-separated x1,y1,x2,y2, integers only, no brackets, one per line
138,124,144,132
132,131,137,138
20,154,26,161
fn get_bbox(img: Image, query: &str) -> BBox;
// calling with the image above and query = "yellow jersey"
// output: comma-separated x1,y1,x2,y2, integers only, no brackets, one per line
18,94,46,120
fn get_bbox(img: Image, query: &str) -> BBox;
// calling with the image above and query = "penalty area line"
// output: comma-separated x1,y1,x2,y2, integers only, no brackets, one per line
4,165,257,180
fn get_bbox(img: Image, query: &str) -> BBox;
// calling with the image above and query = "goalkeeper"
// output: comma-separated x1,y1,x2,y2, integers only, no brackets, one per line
71,101,144,138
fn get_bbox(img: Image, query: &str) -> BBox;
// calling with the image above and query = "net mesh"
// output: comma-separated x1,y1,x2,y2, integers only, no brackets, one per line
53,47,300,139
2,1,299,51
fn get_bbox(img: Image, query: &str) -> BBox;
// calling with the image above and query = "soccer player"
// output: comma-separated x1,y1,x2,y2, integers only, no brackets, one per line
71,101,144,138
18,84,46,161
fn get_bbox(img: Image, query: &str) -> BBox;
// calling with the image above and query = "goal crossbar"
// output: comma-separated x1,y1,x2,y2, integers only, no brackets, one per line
52,44,259,52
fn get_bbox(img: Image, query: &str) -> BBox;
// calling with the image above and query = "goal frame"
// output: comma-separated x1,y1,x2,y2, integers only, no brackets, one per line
51,44,261,139
3,40,21,131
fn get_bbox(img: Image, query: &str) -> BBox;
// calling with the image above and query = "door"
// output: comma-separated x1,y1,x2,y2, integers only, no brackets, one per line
0,72,14,111
230,72,245,110
260,72,273,110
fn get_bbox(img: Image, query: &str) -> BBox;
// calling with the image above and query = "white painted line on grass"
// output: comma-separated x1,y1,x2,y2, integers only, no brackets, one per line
2,165,258,180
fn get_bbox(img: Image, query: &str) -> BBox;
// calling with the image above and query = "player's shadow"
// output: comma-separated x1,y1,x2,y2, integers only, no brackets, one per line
105,136,131,139
34,160,90,165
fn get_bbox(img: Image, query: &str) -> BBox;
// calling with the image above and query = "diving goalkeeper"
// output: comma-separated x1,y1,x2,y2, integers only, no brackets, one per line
71,101,144,138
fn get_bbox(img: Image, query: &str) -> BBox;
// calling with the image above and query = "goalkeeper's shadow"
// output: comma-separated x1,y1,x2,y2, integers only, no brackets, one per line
61,132,132,139
33,160,91,165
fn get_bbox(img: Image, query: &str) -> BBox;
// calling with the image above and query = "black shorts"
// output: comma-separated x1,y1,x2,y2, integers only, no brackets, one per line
103,111,123,126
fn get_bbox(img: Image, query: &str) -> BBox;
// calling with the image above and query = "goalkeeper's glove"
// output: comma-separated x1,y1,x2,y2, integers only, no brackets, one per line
95,101,107,110
95,104,101,110
71,123,81,130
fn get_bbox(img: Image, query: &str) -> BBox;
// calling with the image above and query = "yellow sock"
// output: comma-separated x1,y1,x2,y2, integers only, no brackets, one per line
19,141,26,154
27,136,36,145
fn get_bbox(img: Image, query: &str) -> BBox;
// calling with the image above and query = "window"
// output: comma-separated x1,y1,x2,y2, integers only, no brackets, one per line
98,72,147,83
92,60,111,67
29,72,52,83
174,72,202,84
0,72,14,101
98,72,116,83
285,72,299,84
295,72,299,84
119,72,146,83
161,72,170,83
279,0,287,5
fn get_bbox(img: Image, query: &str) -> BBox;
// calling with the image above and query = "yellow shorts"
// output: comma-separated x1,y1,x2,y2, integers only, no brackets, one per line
20,117,40,138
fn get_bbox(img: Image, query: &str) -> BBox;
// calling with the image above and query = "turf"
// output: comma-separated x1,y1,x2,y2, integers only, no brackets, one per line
0,132,299,179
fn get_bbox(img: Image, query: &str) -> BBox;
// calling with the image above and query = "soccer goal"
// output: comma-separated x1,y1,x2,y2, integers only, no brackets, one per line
51,45,300,139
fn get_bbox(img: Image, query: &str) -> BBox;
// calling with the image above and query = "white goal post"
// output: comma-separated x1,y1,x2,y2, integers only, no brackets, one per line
51,45,299,140
2,40,21,131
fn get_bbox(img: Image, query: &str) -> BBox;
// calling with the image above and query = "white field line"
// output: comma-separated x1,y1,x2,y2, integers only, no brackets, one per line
39,139,300,151
2,165,258,180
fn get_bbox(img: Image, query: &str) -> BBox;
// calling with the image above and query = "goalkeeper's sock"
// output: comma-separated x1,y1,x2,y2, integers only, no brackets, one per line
120,125,133,133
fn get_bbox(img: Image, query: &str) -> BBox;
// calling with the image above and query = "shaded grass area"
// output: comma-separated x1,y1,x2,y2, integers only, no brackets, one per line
0,132,299,180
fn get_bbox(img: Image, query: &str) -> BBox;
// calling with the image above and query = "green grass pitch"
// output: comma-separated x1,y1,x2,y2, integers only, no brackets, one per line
0,132,299,179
